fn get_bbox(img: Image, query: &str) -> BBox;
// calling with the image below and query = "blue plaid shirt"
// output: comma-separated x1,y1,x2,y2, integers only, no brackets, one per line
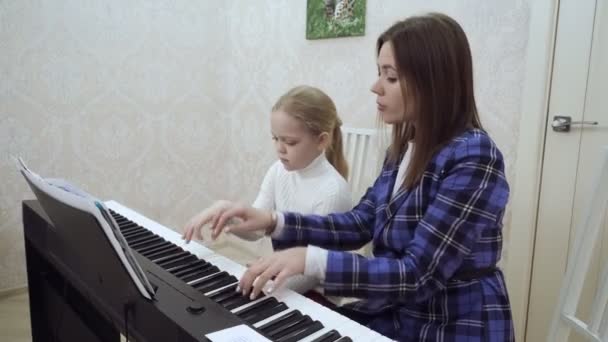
274,129,514,341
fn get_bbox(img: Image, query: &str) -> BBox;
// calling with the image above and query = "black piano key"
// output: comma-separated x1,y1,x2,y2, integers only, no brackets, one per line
188,270,227,286
119,222,145,235
122,229,148,240
173,261,211,278
215,290,241,304
196,275,238,294
134,239,167,253
212,286,264,306
168,259,207,274
141,244,179,259
276,320,324,342
191,271,232,289
181,265,218,282
125,231,154,244
175,261,213,277
309,330,342,342
113,217,129,224
149,247,183,262
154,251,192,267
121,225,145,234
268,316,312,340
142,246,177,261
158,254,197,270
258,310,302,335
119,218,137,224
139,241,175,255
118,222,139,231
335,337,353,342
118,221,137,230
130,237,165,250
122,231,160,242
208,283,239,301
244,302,289,325
235,297,279,319
135,238,170,252
222,295,252,310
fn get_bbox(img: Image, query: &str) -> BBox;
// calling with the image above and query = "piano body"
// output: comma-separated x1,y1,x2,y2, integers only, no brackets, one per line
22,199,392,342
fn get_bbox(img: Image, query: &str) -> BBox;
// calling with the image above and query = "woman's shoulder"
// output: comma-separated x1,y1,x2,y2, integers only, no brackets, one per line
440,129,503,160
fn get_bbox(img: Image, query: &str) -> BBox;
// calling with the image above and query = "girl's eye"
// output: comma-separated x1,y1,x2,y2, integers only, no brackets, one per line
285,141,297,146
272,136,278,141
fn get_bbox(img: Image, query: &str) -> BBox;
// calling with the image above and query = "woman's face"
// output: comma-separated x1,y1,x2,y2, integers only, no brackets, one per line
371,41,409,124
270,110,325,171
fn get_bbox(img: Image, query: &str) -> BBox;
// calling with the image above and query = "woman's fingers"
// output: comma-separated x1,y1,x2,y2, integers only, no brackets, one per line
271,268,292,293
240,257,270,296
248,265,274,300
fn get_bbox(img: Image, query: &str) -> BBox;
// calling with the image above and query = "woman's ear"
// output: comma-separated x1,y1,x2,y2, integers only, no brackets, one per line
318,132,330,151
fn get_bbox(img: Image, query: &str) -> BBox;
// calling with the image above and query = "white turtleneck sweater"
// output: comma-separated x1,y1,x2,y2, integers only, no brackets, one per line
252,153,352,215
245,153,352,294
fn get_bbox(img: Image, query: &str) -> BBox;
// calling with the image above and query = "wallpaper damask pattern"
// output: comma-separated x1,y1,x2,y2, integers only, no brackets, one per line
0,0,529,290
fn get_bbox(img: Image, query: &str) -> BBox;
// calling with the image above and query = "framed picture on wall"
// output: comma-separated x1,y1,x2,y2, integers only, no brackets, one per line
306,0,366,39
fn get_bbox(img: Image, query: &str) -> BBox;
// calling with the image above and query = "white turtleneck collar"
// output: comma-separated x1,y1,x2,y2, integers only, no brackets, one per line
292,152,329,178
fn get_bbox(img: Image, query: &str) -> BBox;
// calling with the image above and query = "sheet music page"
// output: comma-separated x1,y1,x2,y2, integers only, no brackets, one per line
205,325,271,342
15,157,155,300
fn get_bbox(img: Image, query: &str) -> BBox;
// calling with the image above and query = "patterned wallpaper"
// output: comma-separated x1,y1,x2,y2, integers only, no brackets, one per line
0,0,529,290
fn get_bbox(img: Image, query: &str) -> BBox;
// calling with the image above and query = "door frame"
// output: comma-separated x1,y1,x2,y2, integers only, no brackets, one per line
506,0,558,341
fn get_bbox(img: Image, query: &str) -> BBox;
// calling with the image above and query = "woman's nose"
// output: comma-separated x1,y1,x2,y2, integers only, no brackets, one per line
370,79,382,95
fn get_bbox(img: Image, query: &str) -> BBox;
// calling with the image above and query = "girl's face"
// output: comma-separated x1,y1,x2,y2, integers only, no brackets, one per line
371,41,409,124
270,110,326,171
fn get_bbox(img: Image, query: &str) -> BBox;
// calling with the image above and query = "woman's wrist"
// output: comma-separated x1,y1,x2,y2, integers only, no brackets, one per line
265,211,277,236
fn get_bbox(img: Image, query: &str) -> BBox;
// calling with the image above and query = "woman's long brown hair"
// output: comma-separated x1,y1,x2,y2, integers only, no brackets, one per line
378,13,483,190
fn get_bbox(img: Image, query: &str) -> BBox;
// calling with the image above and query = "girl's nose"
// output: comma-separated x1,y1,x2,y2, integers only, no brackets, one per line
276,143,286,154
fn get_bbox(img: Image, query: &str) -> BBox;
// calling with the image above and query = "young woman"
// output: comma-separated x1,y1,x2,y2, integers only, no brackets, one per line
203,13,514,341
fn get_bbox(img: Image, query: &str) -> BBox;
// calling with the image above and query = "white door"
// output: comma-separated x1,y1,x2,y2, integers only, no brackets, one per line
526,0,608,340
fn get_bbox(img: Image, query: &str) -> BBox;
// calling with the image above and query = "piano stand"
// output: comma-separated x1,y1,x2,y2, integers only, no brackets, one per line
25,234,120,341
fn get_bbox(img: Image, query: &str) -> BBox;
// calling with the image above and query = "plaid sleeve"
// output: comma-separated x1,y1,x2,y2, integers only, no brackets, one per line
272,178,380,250
323,134,509,302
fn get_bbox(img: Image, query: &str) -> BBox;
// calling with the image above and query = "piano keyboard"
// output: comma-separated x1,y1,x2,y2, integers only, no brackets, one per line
105,201,392,342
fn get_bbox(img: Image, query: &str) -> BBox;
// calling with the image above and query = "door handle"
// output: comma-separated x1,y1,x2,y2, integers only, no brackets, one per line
552,115,599,132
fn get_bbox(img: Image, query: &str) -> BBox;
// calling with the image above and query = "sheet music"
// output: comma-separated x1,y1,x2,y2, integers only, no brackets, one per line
15,157,155,300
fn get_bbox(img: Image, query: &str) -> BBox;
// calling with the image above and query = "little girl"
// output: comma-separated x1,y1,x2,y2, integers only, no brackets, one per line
182,85,352,293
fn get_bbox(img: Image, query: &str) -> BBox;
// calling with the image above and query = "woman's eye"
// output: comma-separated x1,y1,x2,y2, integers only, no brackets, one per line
387,77,398,83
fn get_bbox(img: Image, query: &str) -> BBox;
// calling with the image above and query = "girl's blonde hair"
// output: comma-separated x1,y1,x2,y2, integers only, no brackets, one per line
272,85,349,179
